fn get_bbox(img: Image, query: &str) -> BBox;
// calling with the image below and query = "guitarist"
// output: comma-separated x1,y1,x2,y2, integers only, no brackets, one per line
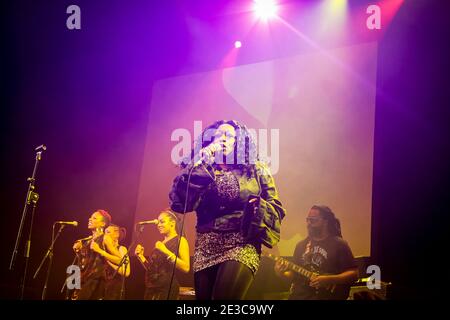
274,205,357,300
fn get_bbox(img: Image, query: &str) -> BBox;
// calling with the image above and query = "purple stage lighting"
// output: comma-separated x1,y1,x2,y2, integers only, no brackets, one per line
253,0,278,20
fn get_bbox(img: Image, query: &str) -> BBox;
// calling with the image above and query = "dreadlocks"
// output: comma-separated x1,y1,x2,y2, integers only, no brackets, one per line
311,205,342,238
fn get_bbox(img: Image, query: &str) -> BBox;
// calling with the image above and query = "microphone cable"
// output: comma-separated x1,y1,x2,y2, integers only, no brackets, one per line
166,162,215,300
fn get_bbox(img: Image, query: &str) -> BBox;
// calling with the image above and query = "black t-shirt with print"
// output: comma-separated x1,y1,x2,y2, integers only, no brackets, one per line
289,236,356,300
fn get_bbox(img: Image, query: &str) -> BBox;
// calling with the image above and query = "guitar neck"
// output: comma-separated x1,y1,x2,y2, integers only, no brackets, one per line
265,253,315,279
264,253,349,299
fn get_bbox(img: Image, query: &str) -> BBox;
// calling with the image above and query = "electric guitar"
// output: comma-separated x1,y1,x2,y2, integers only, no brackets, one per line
263,252,351,300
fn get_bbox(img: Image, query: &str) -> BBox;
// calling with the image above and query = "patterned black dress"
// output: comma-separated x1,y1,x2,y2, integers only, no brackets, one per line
142,236,181,300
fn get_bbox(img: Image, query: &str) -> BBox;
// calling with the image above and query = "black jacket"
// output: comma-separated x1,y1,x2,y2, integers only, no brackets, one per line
169,162,286,233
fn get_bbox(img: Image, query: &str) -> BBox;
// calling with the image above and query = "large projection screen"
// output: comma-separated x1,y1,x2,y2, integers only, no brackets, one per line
135,42,377,258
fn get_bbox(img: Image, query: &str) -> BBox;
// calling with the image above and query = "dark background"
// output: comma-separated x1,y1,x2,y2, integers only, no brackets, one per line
1,0,449,300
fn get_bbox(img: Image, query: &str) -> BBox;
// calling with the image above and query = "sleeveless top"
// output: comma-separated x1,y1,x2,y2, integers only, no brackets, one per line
143,236,181,290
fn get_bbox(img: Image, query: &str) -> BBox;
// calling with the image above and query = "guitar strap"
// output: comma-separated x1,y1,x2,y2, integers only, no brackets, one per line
305,239,312,255
302,240,314,275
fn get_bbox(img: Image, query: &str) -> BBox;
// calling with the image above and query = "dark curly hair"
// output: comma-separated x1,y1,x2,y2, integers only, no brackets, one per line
107,224,127,242
182,120,261,176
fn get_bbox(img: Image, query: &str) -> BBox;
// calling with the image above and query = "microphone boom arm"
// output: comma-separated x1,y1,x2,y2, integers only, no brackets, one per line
33,223,67,300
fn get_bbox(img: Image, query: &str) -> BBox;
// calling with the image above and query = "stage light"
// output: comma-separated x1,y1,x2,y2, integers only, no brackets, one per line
253,0,278,20
316,0,348,34
330,0,347,11
234,41,242,48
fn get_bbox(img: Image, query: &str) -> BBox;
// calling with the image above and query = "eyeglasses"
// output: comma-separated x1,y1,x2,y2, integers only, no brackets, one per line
306,217,322,223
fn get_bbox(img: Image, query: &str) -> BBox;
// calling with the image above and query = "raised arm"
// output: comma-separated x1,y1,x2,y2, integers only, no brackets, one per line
90,241,122,265
169,165,215,214
106,246,131,277
167,237,190,273
134,244,149,270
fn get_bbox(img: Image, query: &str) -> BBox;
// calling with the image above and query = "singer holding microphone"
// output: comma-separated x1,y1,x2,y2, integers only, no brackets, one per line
134,209,190,300
71,209,113,300
169,120,286,300
100,224,130,300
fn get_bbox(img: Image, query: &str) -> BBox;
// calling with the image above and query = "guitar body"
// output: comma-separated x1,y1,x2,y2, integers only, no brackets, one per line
264,252,351,300
309,281,350,300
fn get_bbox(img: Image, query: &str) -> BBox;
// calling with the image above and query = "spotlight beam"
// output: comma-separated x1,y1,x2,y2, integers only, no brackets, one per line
253,0,278,20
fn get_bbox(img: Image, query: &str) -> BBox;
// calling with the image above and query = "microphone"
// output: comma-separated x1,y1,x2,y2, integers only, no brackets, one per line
55,221,78,226
35,144,47,152
137,219,159,225
193,143,223,167
76,235,93,242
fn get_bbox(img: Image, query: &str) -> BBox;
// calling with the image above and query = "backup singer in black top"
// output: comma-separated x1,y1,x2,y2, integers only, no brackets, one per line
135,209,190,300
100,224,130,300
71,210,112,300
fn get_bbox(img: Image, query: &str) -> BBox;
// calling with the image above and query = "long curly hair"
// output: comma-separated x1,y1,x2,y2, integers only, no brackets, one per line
311,205,342,238
182,120,261,176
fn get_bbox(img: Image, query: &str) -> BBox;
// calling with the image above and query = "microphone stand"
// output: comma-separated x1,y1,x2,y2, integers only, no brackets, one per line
60,230,101,299
61,255,78,299
9,145,45,299
112,224,145,300
33,223,66,300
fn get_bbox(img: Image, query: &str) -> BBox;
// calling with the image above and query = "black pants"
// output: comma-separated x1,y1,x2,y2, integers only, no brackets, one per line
76,278,105,300
194,260,254,300
104,277,122,300
144,284,179,300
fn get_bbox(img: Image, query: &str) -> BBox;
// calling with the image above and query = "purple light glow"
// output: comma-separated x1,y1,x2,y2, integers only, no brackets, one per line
253,0,278,21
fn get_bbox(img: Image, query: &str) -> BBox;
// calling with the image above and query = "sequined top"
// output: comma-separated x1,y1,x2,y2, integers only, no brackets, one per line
215,171,240,202
193,231,260,274
169,162,286,275
193,170,259,274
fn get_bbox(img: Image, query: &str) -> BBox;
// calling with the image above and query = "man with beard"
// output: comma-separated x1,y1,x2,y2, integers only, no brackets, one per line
274,205,357,300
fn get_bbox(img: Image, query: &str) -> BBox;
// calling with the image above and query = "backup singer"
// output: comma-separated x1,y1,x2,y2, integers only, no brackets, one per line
71,209,112,300
135,209,190,300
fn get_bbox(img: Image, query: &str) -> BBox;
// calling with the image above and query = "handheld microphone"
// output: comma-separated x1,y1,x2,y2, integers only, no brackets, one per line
35,144,47,152
193,143,223,167
137,219,159,225
55,221,78,226
76,235,93,242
